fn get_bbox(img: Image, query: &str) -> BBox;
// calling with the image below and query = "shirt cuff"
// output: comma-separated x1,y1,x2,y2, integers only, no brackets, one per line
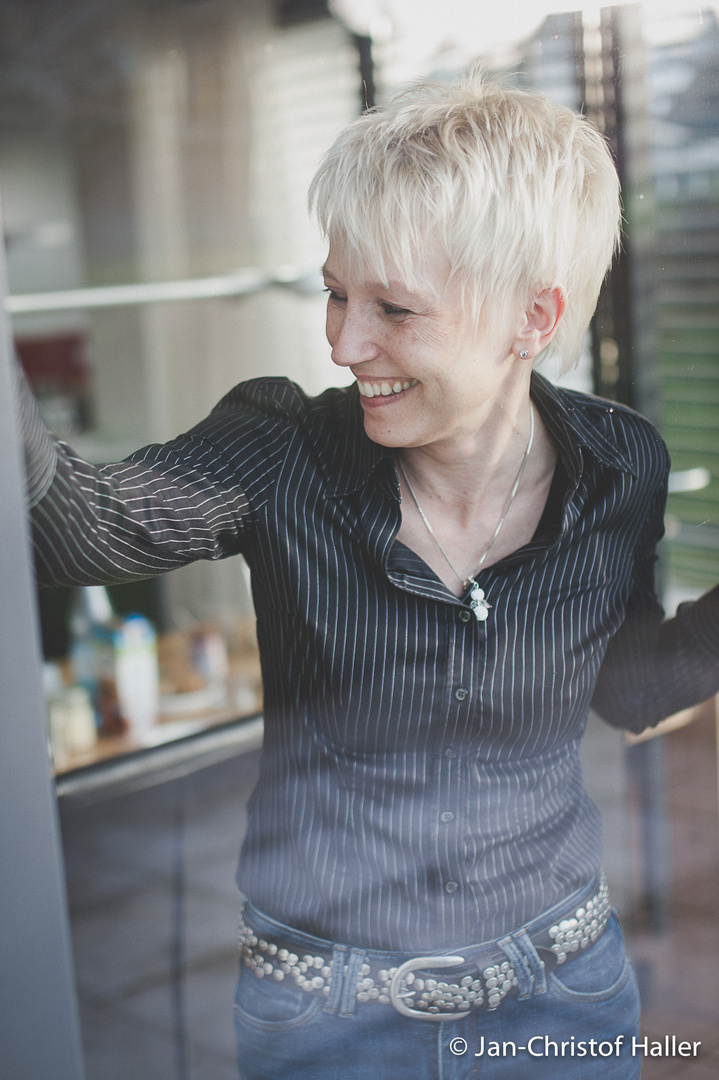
678,585,719,657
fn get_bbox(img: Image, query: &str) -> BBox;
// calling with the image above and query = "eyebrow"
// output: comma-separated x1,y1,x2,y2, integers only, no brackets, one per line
321,265,434,303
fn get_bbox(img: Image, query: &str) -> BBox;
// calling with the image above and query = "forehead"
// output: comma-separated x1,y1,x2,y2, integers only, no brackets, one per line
323,239,453,300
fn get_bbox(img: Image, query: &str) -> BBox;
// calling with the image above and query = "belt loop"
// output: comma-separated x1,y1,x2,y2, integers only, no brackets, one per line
499,929,547,999
339,948,367,1018
498,935,533,999
323,944,348,1015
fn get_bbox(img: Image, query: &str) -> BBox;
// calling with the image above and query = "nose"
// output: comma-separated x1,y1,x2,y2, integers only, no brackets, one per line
327,304,380,368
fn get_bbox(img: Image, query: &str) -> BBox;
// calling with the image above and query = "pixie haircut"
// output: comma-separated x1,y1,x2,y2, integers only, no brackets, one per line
309,71,621,372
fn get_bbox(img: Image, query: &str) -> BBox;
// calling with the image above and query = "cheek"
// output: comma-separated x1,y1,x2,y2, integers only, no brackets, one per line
405,316,461,357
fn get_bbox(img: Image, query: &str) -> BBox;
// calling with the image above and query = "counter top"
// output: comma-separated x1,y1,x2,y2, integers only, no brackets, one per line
55,710,264,805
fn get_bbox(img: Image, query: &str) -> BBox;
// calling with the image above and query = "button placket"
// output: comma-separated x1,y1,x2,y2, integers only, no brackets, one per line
448,599,479,711
436,732,464,900
436,611,475,898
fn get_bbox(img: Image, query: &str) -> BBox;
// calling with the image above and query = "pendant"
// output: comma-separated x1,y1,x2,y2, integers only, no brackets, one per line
468,583,491,622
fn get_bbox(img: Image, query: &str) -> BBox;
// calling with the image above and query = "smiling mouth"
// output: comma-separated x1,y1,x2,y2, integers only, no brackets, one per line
356,378,418,399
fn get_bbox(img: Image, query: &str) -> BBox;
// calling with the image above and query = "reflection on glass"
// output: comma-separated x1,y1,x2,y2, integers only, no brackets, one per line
1,3,717,1078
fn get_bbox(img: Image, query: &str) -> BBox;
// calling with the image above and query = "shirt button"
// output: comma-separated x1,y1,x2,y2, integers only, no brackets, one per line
444,747,458,759
454,687,468,701
445,881,460,894
458,609,472,623
440,811,455,823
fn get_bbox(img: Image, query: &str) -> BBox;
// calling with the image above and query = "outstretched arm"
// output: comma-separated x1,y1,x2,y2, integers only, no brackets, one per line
16,360,252,588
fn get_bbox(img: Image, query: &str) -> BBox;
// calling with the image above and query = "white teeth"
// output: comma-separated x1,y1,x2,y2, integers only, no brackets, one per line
357,379,417,398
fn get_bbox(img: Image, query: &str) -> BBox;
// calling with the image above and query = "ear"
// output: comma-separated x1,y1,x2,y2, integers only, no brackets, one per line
513,287,566,361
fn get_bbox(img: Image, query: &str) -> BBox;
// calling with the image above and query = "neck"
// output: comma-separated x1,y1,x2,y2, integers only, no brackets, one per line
397,390,535,515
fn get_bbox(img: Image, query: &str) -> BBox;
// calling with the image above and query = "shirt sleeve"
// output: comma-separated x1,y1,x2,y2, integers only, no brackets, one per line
13,351,61,508
16,360,256,587
591,469,719,732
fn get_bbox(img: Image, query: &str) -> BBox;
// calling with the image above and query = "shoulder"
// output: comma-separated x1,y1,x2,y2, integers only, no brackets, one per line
538,378,670,487
159,378,362,510
191,377,356,443
210,376,350,420
573,388,668,469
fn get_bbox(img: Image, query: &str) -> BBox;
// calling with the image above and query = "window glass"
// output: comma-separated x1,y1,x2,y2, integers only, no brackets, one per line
1,3,717,1077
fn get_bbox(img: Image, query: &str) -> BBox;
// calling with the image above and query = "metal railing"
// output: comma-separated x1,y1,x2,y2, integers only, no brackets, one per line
4,266,323,315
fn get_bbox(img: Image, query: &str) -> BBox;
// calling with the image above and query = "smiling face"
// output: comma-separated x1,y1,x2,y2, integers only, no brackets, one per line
323,241,531,453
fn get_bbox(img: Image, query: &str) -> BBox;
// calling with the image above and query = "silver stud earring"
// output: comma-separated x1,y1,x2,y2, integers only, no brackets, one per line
519,349,529,359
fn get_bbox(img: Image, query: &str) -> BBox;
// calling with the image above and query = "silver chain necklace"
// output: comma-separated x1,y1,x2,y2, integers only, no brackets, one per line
397,404,535,622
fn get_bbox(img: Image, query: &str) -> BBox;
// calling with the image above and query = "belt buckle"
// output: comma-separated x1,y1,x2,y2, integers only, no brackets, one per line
389,954,471,1021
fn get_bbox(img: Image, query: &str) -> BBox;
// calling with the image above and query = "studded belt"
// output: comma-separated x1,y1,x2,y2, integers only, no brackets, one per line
238,874,611,1021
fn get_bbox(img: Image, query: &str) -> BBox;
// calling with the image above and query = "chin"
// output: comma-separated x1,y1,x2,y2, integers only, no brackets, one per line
363,419,426,450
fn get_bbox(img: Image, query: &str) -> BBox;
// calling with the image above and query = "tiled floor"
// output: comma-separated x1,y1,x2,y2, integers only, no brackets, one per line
59,709,719,1079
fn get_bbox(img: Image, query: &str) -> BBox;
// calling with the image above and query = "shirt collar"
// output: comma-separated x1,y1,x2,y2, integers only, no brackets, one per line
315,372,636,499
530,372,636,481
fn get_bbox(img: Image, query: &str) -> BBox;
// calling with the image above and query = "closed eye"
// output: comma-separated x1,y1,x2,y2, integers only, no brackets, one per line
379,301,412,317
324,288,346,304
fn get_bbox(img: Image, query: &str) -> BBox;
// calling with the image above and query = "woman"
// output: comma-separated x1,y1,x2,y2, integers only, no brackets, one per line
22,74,719,1077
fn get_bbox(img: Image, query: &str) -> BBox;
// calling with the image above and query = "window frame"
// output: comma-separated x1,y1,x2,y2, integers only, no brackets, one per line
0,195,86,1080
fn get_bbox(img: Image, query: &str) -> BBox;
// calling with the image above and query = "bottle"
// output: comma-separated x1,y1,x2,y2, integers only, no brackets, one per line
68,587,160,736
113,614,159,735
44,662,97,768
69,586,121,732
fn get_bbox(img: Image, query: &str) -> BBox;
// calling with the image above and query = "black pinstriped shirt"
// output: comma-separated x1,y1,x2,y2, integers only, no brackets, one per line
25,371,719,950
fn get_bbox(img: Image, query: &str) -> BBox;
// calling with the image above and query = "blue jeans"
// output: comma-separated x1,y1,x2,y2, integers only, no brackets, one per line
234,906,640,1079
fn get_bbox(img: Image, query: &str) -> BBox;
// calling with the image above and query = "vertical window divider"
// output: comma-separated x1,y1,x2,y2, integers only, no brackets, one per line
0,189,86,1080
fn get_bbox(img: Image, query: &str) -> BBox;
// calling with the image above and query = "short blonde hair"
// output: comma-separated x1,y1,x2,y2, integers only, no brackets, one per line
309,71,621,372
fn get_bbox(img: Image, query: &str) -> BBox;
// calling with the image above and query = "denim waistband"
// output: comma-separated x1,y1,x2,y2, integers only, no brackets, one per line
238,874,611,1021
